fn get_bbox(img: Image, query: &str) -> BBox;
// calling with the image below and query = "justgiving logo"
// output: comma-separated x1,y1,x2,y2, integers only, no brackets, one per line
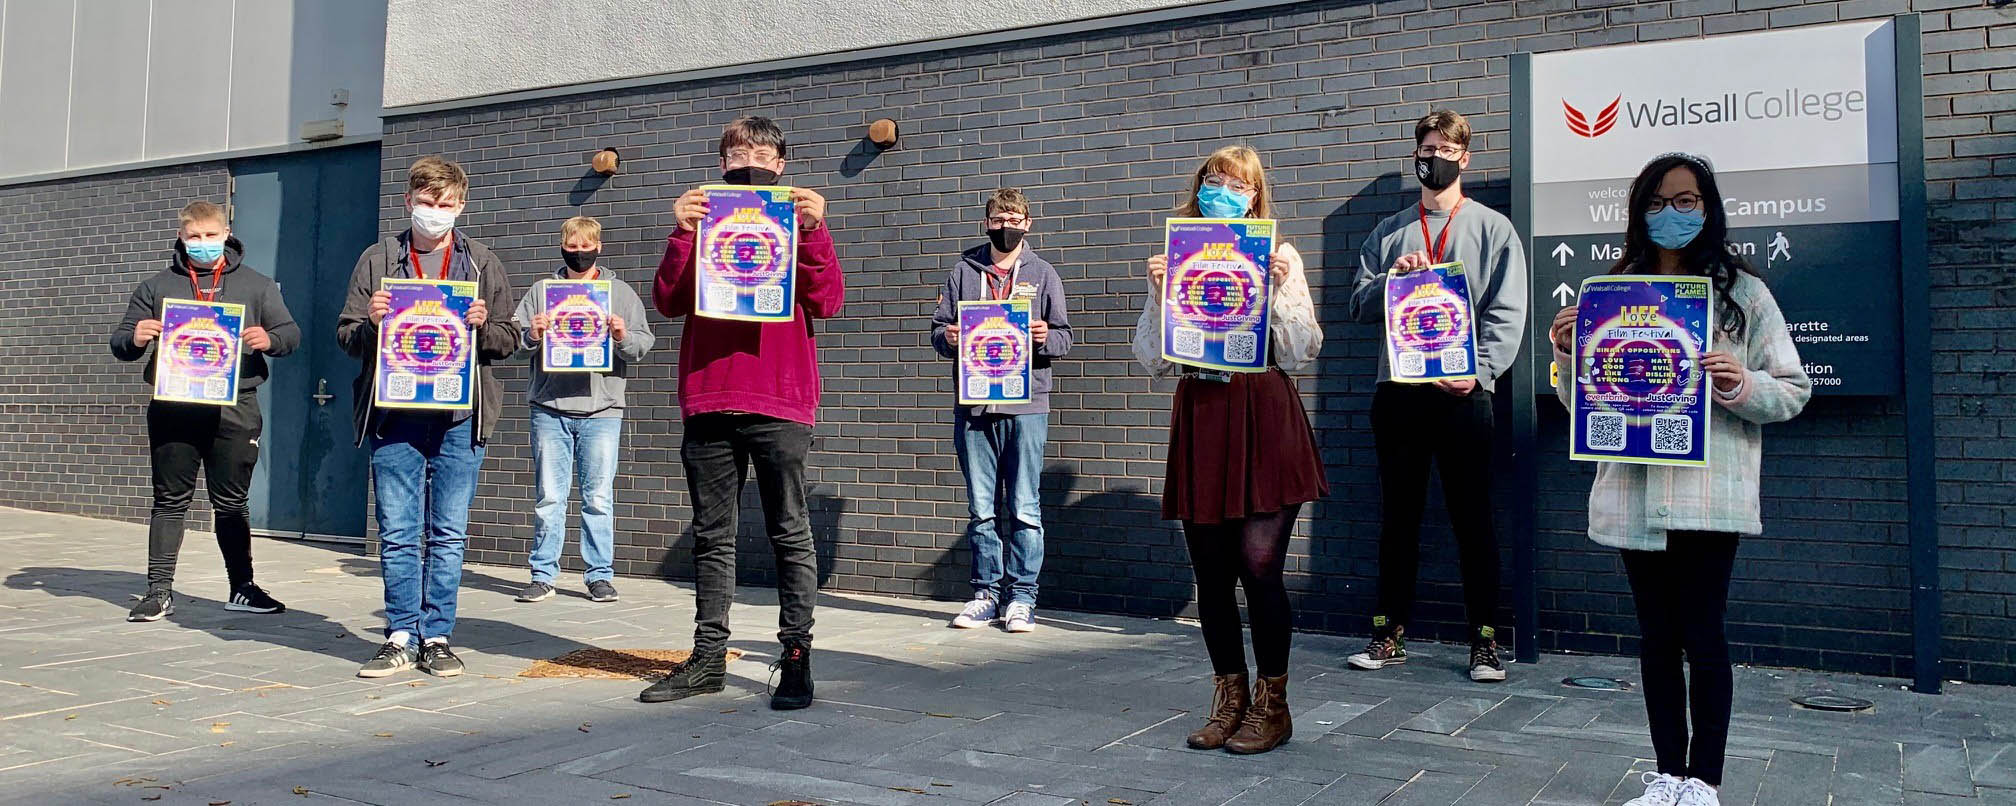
1564,97,1621,138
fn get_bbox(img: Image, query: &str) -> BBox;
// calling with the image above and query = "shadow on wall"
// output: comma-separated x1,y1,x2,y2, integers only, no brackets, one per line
1039,464,1193,619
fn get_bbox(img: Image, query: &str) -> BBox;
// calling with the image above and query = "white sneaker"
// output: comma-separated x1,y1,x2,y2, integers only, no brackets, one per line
1622,773,1687,806
1676,778,1720,806
1003,602,1036,633
949,597,997,629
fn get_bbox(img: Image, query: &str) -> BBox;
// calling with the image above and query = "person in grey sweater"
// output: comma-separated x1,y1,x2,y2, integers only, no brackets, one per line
929,189,1072,633
510,216,655,605
1346,109,1529,683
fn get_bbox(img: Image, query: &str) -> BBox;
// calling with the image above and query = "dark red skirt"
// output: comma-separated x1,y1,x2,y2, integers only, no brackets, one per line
1162,368,1329,524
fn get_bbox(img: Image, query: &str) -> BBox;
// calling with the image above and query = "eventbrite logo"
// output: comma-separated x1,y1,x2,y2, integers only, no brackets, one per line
1564,96,1622,138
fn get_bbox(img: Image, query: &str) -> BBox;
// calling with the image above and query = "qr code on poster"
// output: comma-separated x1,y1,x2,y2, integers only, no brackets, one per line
1171,327,1205,358
584,347,605,366
754,286,785,315
1003,375,1026,399
203,377,228,399
1440,347,1471,374
1224,331,1259,364
965,376,990,400
1396,351,1426,377
385,372,419,401
1585,411,1627,451
1652,414,1694,455
704,283,737,312
433,374,464,402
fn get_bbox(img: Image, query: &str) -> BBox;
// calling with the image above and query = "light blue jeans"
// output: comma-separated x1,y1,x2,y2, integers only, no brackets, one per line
954,410,1047,606
529,407,621,585
372,415,483,640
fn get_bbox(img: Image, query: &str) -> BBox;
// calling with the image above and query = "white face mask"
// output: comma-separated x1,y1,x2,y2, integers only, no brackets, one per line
411,206,457,238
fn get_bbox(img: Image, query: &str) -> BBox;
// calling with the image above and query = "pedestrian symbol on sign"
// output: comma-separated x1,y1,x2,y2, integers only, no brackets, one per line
1768,232,1792,267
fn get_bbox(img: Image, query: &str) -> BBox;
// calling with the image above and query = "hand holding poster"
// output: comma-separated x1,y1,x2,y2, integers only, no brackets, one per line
154,298,244,405
376,278,478,410
1570,275,1713,466
542,279,613,373
1161,217,1275,373
696,185,797,322
1384,261,1478,382
957,299,1032,406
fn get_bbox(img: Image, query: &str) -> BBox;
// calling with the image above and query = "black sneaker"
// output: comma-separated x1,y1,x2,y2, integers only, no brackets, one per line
226,583,285,614
769,642,814,711
127,589,174,622
357,641,419,678
587,580,619,603
515,582,555,603
638,648,726,703
1347,616,1406,670
420,641,465,677
1470,627,1507,682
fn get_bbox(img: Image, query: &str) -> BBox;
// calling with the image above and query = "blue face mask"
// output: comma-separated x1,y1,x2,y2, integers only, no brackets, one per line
183,239,226,266
1196,184,1254,219
1644,207,1705,250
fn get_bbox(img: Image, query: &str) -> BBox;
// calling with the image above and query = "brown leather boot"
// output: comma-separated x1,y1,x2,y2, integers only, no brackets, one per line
1224,674,1291,754
1184,673,1249,750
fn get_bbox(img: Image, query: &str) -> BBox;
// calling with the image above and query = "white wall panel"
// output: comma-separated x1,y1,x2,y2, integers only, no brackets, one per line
67,0,151,167
0,0,77,176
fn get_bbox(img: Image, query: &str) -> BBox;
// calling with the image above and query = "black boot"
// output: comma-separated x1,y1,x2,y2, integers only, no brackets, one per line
638,647,726,703
769,642,814,711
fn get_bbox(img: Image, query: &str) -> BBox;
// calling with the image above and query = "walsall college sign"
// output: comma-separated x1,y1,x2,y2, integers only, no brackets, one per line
1522,20,1905,395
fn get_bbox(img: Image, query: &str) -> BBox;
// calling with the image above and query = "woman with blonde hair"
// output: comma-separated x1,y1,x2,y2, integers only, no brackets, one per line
1132,145,1327,755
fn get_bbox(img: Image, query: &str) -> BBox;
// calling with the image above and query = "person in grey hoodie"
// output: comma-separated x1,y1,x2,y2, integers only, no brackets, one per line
510,216,655,605
929,189,1072,633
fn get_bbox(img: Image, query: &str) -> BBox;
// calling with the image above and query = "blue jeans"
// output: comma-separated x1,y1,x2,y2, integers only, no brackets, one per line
529,407,621,585
371,415,484,641
954,410,1047,606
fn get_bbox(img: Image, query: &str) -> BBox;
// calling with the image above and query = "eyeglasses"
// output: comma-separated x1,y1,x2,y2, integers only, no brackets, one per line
724,148,779,163
986,215,1029,228
1202,173,1256,194
1646,192,1704,214
1414,145,1467,159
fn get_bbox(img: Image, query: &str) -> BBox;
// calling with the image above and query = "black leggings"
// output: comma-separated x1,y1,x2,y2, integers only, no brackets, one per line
1182,504,1301,678
1622,532,1739,787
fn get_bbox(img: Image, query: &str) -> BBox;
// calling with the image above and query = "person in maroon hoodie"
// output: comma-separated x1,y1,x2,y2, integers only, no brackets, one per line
640,116,844,711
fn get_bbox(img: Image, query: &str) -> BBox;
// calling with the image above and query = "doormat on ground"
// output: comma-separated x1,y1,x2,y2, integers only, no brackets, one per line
519,648,745,680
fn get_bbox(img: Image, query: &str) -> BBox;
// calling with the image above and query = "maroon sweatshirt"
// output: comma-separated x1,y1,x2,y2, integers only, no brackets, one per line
652,223,845,425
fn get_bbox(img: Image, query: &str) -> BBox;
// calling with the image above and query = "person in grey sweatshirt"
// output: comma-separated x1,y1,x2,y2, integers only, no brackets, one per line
929,189,1072,633
510,216,655,605
1346,109,1529,683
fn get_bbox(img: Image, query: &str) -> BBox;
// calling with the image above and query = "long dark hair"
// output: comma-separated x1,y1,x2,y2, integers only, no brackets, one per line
1610,153,1761,338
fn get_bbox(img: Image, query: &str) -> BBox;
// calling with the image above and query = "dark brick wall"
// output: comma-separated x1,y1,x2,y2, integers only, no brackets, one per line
0,163,232,526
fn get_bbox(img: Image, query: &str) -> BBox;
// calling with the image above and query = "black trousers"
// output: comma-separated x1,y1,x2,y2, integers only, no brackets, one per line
1622,532,1739,787
146,395,262,591
681,413,818,654
1370,382,1500,632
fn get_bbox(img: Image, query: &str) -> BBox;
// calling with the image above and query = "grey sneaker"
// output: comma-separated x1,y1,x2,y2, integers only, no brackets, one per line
1003,602,1036,633
950,596,997,629
587,580,619,603
358,640,419,678
127,589,174,622
420,641,464,677
516,582,555,602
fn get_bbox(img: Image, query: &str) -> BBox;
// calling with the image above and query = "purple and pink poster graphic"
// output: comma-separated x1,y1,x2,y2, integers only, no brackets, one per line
957,299,1031,406
696,185,797,322
542,279,612,373
1570,275,1713,467
1160,217,1275,373
153,298,243,406
375,278,477,410
1383,261,1478,383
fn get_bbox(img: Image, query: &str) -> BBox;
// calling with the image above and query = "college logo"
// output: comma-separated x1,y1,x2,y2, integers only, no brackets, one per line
1564,96,1622,138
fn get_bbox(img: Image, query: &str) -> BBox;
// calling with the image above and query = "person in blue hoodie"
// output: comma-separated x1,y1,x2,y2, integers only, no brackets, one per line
929,189,1072,634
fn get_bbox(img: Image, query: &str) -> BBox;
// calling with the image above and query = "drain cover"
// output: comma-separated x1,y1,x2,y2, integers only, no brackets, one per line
1791,694,1874,712
1562,676,1632,691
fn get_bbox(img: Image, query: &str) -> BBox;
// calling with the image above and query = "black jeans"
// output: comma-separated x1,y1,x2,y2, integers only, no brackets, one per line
682,413,818,654
1622,532,1739,787
146,396,262,591
1371,382,1500,632
1182,504,1301,678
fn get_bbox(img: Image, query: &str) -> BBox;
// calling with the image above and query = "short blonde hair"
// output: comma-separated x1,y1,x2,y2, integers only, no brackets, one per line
178,201,227,228
1177,145,1271,219
562,216,603,245
407,156,468,202
985,188,1028,219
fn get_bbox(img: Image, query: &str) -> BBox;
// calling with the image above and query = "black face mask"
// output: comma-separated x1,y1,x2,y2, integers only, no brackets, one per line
561,248,599,272
987,226,1026,253
1414,155,1462,191
722,166,780,186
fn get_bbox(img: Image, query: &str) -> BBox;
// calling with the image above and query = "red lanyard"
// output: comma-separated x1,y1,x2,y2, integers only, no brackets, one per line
409,233,455,280
1418,198,1466,265
185,257,225,302
987,265,1017,301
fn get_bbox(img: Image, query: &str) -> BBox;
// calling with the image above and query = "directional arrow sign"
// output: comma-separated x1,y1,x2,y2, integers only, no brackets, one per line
1552,282,1576,306
1551,242,1574,267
